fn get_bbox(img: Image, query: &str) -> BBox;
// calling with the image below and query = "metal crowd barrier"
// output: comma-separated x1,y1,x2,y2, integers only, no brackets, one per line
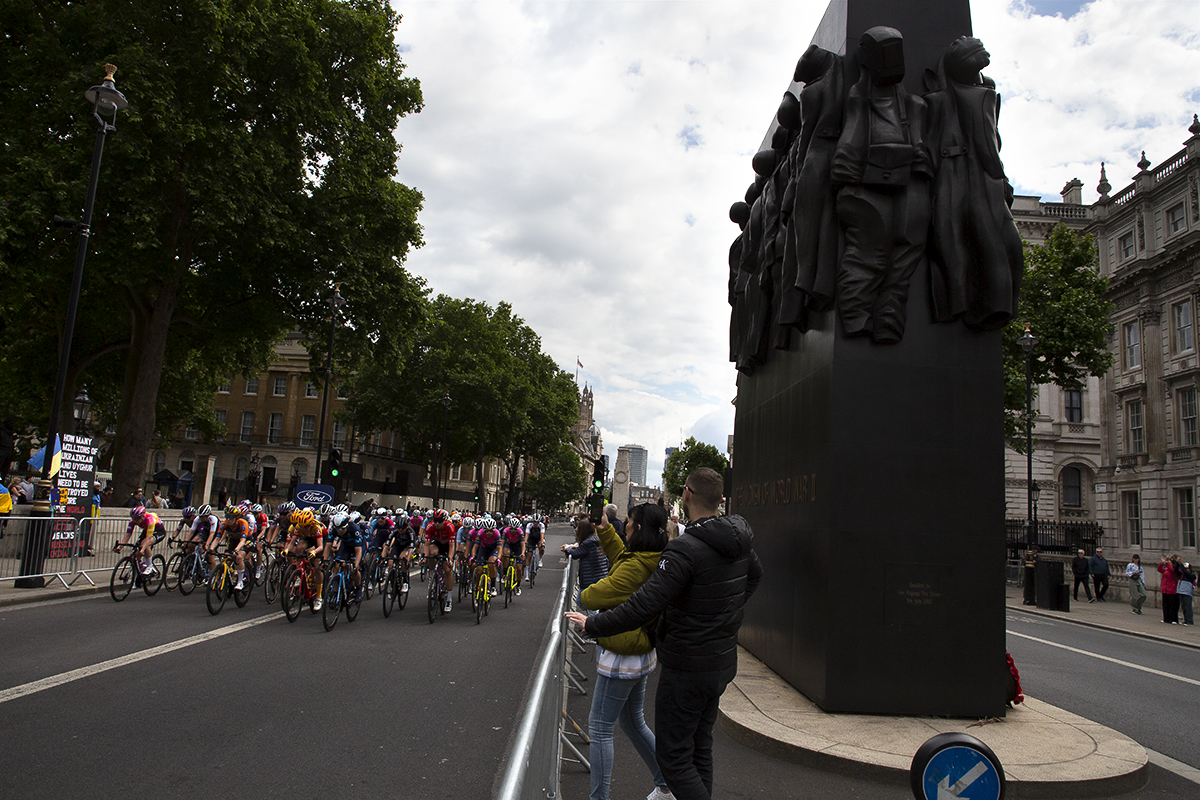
496,559,578,800
0,513,186,588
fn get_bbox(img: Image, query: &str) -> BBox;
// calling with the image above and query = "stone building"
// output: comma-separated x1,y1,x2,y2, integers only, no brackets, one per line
624,444,648,486
139,331,513,512
1094,118,1200,580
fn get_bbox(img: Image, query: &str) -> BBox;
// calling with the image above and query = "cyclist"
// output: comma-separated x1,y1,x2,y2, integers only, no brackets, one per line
206,506,251,590
500,516,525,596
524,517,546,579
470,517,502,597
325,512,365,602
186,504,219,554
174,506,197,545
424,508,457,612
285,507,327,610
381,510,414,593
266,501,295,546
119,506,167,575
454,513,474,570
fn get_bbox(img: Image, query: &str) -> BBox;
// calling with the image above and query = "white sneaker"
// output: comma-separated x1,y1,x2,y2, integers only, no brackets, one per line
443,598,452,613
538,557,543,567
646,788,675,800
516,585,522,596
313,598,323,611
491,587,498,597
256,566,265,581
234,578,244,591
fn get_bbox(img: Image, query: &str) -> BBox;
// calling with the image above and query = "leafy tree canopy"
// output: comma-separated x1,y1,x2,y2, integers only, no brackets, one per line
523,439,587,513
663,436,728,501
1003,224,1114,448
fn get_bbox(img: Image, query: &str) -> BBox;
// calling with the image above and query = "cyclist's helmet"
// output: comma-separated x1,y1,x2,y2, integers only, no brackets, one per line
129,505,148,521
252,503,264,514
238,500,253,515
480,517,496,529
331,513,348,529
182,506,196,518
317,503,333,517
197,504,212,518
228,505,243,518
278,501,296,517
433,509,449,524
335,503,349,515
451,512,462,523
293,507,315,527
349,511,362,523
395,510,409,525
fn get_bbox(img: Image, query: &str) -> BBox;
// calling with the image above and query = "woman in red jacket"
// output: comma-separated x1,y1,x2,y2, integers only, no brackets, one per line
1158,554,1180,624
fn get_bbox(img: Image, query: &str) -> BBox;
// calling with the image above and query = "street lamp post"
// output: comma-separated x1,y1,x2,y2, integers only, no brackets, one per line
1018,323,1039,604
313,284,345,485
18,66,128,589
72,387,92,435
434,394,451,508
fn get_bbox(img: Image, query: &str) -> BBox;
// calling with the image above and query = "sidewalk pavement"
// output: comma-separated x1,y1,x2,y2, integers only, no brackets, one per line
0,575,108,607
1004,582,1199,650
716,584,1194,796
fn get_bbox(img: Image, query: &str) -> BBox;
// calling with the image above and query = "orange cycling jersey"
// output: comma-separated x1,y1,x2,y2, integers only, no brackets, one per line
220,518,250,542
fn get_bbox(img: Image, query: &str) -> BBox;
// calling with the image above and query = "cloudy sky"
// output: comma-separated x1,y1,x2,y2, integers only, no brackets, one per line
389,0,1199,487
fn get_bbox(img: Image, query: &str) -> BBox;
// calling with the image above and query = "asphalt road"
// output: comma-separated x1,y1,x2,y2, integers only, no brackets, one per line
0,525,575,799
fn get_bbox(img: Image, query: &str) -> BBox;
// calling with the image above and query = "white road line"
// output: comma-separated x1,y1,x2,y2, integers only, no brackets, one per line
1007,630,1200,687
0,613,276,705
1146,748,1200,786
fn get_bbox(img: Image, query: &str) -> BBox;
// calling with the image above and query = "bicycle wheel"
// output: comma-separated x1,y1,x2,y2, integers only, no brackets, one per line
427,573,437,624
529,558,537,588
143,554,167,596
419,557,427,582
233,562,253,607
206,563,228,615
504,567,513,608
346,578,361,622
165,553,183,592
110,556,135,602
361,554,375,601
323,572,342,631
382,566,395,618
282,567,303,622
264,557,283,604
179,554,199,595
397,561,409,610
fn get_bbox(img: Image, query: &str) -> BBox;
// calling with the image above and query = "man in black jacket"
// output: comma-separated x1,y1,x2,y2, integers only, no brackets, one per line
1071,548,1093,602
573,467,762,800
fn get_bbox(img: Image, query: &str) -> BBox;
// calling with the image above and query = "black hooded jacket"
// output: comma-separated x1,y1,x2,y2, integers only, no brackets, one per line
584,514,762,672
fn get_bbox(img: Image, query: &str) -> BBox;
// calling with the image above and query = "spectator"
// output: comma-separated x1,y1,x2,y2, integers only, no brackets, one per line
578,467,762,800
1088,548,1110,602
1177,562,1196,626
1124,554,1146,615
566,503,674,800
217,485,227,509
1071,548,1093,603
149,489,168,509
18,475,35,505
0,480,11,538
1158,555,1180,624
563,517,611,596
604,504,625,541
101,485,113,507
124,487,145,508
666,514,683,541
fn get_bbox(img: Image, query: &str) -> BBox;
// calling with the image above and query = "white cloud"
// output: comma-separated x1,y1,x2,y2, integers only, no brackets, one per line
390,0,1199,487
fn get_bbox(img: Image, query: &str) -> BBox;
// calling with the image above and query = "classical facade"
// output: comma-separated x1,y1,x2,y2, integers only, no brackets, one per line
567,384,604,510
1095,118,1200,571
140,332,514,512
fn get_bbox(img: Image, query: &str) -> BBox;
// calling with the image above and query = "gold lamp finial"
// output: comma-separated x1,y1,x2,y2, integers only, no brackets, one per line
103,64,117,83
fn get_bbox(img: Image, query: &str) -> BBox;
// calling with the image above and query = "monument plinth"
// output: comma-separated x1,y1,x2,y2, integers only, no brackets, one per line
731,0,1010,718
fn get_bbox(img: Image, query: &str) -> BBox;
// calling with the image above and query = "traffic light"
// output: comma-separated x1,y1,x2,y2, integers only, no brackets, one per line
328,448,342,479
592,459,604,492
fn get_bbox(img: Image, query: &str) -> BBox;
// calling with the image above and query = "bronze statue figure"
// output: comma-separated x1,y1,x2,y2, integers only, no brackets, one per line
924,36,1024,330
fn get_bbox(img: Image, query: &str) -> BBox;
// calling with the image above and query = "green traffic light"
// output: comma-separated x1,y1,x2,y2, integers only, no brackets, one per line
331,468,339,477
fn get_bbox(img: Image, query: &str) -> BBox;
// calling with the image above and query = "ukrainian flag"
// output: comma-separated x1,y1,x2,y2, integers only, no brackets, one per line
27,435,63,478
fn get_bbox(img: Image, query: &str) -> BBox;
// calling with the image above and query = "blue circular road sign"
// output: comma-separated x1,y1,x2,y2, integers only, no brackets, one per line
911,732,1004,800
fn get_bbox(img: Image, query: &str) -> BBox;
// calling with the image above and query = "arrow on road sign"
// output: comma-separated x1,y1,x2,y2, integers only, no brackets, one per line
938,761,989,799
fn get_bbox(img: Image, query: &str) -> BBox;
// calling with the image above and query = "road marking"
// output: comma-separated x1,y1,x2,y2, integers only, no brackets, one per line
1146,748,1200,786
0,613,276,705
1007,630,1200,687
0,593,106,612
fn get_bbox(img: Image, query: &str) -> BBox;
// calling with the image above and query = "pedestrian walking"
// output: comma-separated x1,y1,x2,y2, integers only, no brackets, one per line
1125,554,1146,615
1072,548,1093,602
574,467,762,800
1176,562,1196,626
1089,548,1110,602
1158,555,1180,624
565,503,675,800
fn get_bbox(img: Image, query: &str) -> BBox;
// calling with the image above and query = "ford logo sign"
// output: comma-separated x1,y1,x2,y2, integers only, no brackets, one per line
297,489,332,504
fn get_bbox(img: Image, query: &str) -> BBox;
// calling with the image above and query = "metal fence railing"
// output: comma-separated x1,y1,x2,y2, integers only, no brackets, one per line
1005,518,1102,556
496,559,578,800
0,513,186,588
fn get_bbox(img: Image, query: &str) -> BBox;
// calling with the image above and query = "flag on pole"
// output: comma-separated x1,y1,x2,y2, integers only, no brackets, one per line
27,434,63,478
577,357,584,369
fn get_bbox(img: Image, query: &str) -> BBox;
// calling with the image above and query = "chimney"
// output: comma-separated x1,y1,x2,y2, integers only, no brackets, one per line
1061,178,1083,205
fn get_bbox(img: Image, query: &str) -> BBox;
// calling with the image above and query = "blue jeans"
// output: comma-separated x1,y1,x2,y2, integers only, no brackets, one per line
589,672,666,800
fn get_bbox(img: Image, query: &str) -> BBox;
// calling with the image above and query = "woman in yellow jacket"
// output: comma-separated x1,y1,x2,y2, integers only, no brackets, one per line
566,503,674,800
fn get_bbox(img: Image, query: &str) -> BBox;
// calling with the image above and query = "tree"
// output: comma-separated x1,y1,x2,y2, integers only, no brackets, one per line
1003,224,1115,448
523,440,588,512
0,0,425,497
663,437,729,501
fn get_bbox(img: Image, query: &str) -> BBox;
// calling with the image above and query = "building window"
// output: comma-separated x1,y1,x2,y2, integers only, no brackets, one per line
179,450,195,474
1175,300,1194,353
386,467,393,482
268,412,283,444
336,384,348,400
1119,232,1135,260
240,411,255,443
291,458,308,483
1123,321,1141,369
451,464,461,481
1127,399,1145,453
1123,491,1142,547
184,424,198,440
1179,488,1197,549
1168,203,1187,235
152,451,166,473
1062,466,1082,508
306,382,318,398
301,415,316,447
1180,387,1199,446
214,409,227,440
1065,390,1083,423
260,456,277,491
245,377,259,395
235,456,248,481
273,377,287,397
372,466,380,481
217,379,231,394
332,420,346,449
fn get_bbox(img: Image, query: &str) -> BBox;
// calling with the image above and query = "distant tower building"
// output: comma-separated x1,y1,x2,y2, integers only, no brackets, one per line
625,444,648,485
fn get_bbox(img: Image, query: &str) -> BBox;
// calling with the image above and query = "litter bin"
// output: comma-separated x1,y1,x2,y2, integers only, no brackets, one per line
1035,560,1066,611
